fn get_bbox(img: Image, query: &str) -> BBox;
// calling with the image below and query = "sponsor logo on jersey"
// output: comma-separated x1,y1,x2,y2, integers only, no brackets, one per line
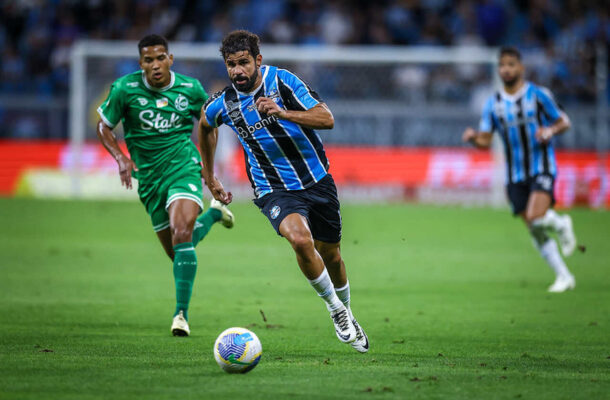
139,110,182,132
188,183,198,192
267,88,280,101
127,82,139,87
236,115,278,139
137,97,148,106
156,98,169,108
270,205,281,220
180,82,193,87
174,94,189,112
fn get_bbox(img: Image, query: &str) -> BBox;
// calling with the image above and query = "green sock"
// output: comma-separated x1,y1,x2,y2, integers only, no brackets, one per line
192,208,222,245
173,242,197,321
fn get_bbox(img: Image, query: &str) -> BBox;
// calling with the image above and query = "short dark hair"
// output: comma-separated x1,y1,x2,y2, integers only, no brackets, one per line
138,34,168,54
220,30,260,60
499,46,521,61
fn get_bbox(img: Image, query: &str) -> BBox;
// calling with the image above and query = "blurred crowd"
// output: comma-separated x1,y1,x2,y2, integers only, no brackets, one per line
0,0,608,140
1,0,608,98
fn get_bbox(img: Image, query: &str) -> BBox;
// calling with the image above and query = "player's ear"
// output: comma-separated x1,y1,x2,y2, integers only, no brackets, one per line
168,53,174,67
256,54,262,68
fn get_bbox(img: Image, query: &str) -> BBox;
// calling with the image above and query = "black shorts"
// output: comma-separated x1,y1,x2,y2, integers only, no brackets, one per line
506,173,556,215
253,174,342,243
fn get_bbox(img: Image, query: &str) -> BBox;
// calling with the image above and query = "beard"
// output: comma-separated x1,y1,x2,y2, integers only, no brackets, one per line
232,69,258,92
501,74,520,88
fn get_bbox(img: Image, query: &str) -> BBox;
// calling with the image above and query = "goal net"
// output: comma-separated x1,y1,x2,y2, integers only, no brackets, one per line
68,40,503,204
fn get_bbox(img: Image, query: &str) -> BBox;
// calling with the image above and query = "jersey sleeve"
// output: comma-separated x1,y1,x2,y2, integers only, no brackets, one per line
97,81,125,128
203,95,224,128
535,86,562,123
478,97,495,133
190,80,209,118
277,69,321,110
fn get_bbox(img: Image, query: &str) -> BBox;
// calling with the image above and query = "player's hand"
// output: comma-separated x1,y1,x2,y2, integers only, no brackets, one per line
535,127,554,144
256,97,286,118
206,176,233,204
116,154,138,190
462,127,477,144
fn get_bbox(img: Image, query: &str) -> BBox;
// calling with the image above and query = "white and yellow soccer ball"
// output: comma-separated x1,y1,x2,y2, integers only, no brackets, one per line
213,327,262,373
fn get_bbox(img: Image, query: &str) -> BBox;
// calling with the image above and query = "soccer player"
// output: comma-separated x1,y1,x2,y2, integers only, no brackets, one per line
198,30,369,352
96,34,235,336
462,46,577,293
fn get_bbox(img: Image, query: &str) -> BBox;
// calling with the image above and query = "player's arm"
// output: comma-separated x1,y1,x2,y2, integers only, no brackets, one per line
197,112,232,204
96,119,138,189
255,98,334,130
535,112,571,144
462,128,493,149
534,87,571,144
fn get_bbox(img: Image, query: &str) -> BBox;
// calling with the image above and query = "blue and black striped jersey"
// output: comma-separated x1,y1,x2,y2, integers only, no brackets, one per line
204,65,329,198
479,82,564,184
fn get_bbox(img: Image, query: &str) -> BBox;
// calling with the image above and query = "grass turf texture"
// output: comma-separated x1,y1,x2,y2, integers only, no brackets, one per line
0,198,608,400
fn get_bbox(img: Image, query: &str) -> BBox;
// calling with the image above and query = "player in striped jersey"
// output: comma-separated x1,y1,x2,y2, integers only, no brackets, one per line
198,30,368,352
463,46,577,293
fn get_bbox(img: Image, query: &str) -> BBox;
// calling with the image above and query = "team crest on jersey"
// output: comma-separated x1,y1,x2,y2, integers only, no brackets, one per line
267,89,280,102
270,205,281,220
156,98,169,108
180,82,193,87
175,94,189,111
127,82,139,87
136,97,148,106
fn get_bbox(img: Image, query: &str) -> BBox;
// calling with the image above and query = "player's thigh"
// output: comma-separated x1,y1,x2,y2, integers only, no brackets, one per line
525,174,555,221
138,180,171,233
165,172,204,228
279,213,316,248
156,227,174,259
253,191,309,237
307,175,342,243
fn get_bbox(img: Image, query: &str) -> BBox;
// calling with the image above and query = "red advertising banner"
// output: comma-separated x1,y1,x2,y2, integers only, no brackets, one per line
1,140,608,207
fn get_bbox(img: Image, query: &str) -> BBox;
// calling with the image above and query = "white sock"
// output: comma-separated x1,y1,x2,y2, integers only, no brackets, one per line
308,269,344,312
537,239,573,279
532,209,565,233
335,281,350,309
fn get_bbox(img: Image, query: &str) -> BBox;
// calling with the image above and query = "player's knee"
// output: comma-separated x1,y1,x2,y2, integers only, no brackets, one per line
287,231,314,255
529,224,548,247
171,222,194,243
321,249,342,269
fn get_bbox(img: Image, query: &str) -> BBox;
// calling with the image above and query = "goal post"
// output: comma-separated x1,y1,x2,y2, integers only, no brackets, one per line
69,40,502,204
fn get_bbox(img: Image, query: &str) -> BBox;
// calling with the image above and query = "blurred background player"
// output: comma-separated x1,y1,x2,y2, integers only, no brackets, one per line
96,34,234,336
198,30,369,352
462,46,577,293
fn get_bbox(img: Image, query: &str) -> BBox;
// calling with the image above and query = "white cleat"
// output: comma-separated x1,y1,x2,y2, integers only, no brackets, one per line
348,311,369,353
558,215,576,257
330,306,357,344
210,199,235,229
548,274,575,293
171,310,190,336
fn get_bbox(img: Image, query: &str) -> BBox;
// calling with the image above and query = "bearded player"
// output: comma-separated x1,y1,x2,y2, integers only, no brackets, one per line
96,35,234,336
463,46,577,293
198,30,368,352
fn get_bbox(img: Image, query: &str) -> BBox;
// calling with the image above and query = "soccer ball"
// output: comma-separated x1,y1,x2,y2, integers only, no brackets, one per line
213,327,262,373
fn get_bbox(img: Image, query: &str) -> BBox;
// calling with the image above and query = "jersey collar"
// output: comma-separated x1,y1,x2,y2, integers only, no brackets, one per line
141,70,175,92
500,81,530,102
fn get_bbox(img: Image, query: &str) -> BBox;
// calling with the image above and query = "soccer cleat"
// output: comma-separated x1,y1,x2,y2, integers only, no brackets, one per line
557,215,576,257
171,310,190,336
210,199,235,229
349,312,369,353
330,306,357,343
548,274,575,293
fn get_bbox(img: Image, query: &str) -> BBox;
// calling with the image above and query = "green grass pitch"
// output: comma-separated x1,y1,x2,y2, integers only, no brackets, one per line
1,198,608,399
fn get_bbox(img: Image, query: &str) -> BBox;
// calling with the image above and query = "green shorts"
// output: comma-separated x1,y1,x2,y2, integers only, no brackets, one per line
137,166,204,232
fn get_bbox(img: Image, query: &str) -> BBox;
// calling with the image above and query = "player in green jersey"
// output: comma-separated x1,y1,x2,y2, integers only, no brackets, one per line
96,34,234,336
